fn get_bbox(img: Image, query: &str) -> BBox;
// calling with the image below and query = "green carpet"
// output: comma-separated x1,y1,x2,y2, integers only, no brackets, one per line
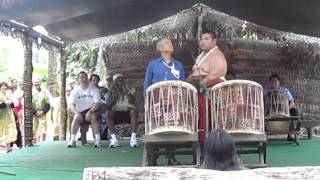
0,137,319,180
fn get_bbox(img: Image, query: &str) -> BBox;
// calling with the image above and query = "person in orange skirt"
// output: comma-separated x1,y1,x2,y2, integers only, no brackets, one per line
187,30,227,146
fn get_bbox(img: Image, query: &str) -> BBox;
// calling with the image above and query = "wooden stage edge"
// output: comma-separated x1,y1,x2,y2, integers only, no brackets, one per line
83,166,320,180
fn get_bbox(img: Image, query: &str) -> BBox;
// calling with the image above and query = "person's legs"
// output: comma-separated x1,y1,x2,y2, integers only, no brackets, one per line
80,123,89,145
288,107,299,141
129,109,138,147
107,111,115,134
107,111,119,147
87,112,101,147
67,112,85,147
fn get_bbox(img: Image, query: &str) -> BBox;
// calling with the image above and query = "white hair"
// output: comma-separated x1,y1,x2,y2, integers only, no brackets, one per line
156,38,170,51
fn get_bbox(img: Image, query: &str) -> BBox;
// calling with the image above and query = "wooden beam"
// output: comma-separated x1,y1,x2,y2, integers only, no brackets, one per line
0,19,65,47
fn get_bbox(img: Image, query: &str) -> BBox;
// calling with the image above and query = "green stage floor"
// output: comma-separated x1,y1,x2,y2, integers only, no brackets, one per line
1,137,320,180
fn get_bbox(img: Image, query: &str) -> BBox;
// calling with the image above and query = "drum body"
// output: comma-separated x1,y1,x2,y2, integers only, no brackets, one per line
209,80,264,134
145,81,198,135
264,89,290,131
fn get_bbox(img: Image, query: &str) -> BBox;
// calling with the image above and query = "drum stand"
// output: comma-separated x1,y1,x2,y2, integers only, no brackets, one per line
265,116,301,145
231,133,267,168
142,133,201,167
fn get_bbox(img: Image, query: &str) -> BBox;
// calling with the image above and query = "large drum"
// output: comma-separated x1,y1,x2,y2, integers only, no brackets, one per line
145,81,198,135
264,89,290,118
264,89,290,131
209,80,264,134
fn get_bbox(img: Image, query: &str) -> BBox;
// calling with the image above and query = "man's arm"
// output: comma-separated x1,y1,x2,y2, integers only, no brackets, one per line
90,87,102,113
289,101,295,109
178,62,186,81
200,52,227,86
69,103,78,113
143,63,153,92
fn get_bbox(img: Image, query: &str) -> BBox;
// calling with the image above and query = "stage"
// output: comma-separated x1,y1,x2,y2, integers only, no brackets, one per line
1,137,320,180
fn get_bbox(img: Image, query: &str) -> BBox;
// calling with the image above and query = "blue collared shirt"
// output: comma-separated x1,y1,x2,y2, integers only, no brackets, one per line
264,86,294,102
144,57,185,91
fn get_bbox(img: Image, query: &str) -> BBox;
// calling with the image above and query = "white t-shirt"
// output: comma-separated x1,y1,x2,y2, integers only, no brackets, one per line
70,85,101,112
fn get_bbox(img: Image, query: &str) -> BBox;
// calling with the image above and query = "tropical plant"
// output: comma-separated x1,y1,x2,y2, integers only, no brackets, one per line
65,44,99,79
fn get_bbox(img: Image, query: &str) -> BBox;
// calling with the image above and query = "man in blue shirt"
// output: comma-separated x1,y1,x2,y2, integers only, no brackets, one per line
265,74,299,141
143,38,185,165
143,38,185,92
266,74,297,115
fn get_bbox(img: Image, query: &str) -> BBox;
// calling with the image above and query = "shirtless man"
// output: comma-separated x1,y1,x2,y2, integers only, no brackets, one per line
187,30,227,87
187,30,227,146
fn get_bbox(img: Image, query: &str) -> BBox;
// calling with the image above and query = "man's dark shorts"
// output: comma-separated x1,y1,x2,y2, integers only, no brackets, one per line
113,111,131,125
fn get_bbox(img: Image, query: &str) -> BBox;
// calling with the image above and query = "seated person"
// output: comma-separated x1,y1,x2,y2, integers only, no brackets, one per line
264,74,298,140
202,129,246,171
80,74,109,144
107,73,138,148
67,71,101,148
265,74,298,116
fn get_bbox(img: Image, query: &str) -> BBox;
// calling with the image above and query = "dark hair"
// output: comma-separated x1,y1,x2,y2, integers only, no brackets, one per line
0,82,9,89
202,129,243,171
201,30,217,39
269,74,281,81
77,71,87,78
90,74,100,82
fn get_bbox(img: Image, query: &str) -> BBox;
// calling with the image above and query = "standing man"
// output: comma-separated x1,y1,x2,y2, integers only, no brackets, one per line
32,79,51,143
144,38,185,91
67,71,101,148
143,38,186,164
186,30,227,145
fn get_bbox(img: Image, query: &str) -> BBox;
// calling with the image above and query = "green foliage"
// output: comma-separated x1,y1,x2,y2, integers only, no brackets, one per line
65,44,99,79
242,31,258,40
0,48,9,72
126,32,158,42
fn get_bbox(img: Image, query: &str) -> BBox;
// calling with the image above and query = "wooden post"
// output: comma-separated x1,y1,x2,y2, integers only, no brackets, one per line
48,50,58,97
59,47,67,140
23,34,33,146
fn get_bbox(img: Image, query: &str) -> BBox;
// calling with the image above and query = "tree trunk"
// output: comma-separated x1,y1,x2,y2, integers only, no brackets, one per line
47,51,58,97
23,35,33,146
59,48,67,140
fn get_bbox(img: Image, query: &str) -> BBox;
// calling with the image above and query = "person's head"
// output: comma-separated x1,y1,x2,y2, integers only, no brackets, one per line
156,38,174,54
65,84,73,96
33,79,42,91
112,73,124,87
18,79,23,89
90,74,100,87
269,74,281,89
203,129,238,170
199,30,217,52
77,71,89,86
0,82,9,93
106,75,113,88
11,79,18,90
226,71,236,80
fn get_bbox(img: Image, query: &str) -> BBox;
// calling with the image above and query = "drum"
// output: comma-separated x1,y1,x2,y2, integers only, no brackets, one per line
209,80,264,134
264,89,290,118
145,80,198,135
264,89,290,131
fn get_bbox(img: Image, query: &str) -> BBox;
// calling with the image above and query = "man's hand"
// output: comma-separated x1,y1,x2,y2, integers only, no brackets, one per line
85,111,93,121
36,111,45,117
199,83,208,95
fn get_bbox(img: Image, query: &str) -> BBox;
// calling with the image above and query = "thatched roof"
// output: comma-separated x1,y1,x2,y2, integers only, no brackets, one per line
1,0,320,42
